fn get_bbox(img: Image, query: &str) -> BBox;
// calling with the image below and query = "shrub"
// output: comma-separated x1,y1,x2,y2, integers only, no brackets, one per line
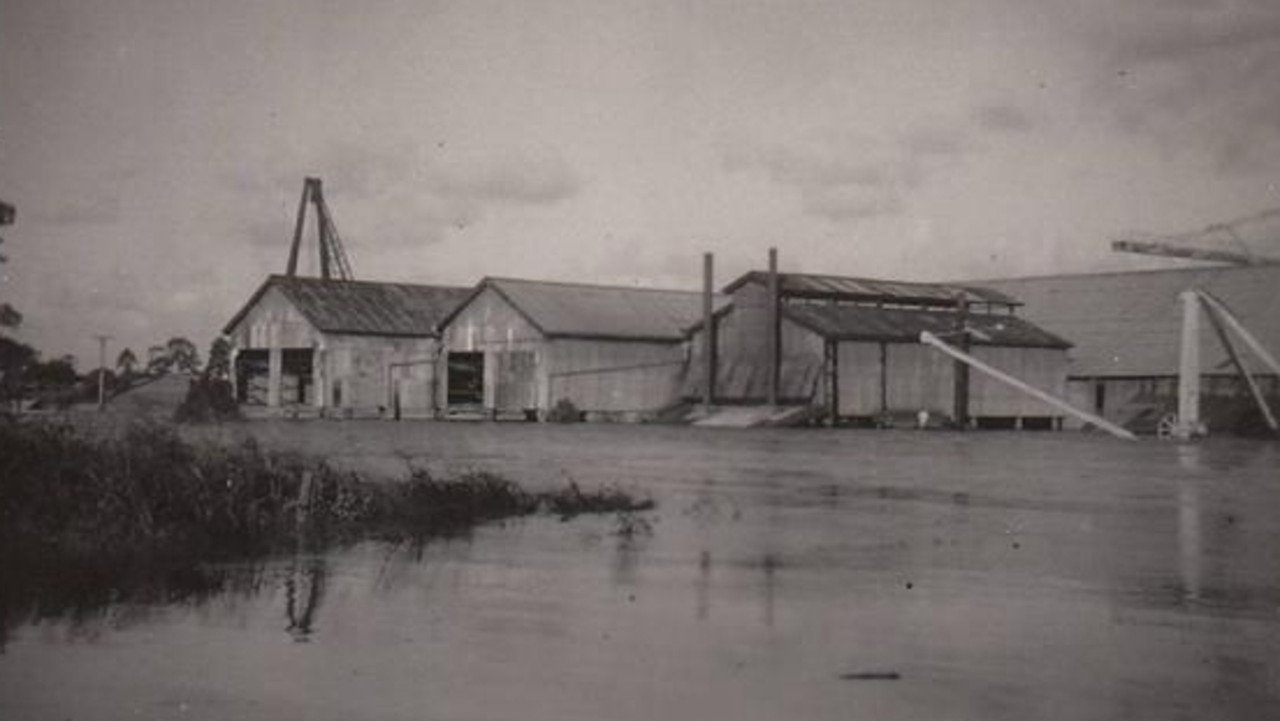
547,398,583,423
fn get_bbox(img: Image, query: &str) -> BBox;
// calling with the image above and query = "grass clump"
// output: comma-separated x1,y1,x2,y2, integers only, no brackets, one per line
0,417,654,565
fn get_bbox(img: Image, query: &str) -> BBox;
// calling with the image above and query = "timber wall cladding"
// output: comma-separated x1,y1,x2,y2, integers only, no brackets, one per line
237,287,319,349
968,346,1066,417
440,287,546,410
323,334,437,411
548,340,686,412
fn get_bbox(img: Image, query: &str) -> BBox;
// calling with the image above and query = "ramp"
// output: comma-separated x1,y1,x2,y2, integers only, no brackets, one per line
692,405,818,428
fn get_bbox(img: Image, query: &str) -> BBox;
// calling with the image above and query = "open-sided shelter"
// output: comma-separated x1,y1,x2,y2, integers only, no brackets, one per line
686,271,1073,427
223,275,471,417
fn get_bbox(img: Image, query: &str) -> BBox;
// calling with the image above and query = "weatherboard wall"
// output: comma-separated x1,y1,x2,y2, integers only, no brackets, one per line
438,286,549,414
546,339,687,416
227,285,441,416
438,286,689,417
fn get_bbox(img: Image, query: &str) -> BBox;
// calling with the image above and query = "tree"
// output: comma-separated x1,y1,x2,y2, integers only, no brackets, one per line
29,355,77,390
0,303,19,330
0,335,37,406
146,345,172,375
1,200,18,331
205,336,231,381
116,347,138,377
166,337,200,373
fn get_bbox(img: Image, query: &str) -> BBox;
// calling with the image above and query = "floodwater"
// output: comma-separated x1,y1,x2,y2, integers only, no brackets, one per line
3,423,1279,720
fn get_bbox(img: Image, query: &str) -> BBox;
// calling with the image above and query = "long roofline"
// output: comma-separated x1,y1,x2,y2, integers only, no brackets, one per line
222,274,468,338
434,275,720,340
721,270,1022,307
964,261,1280,285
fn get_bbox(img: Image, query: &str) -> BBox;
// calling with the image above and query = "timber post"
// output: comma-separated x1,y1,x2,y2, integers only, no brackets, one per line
702,252,716,411
766,247,780,407
952,292,970,428
1176,290,1202,440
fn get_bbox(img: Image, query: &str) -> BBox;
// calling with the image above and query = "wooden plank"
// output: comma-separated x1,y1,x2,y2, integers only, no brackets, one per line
920,332,1137,440
1111,240,1280,266
1202,302,1278,432
1177,290,1201,439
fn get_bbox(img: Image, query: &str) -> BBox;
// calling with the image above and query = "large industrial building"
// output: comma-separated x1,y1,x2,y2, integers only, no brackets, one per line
436,277,726,421
684,271,1074,427
978,264,1280,433
223,275,471,417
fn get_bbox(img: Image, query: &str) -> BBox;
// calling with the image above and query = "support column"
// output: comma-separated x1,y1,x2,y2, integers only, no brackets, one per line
267,346,283,408
702,252,716,411
766,247,780,407
1176,290,1201,440
879,342,888,413
952,293,971,428
313,347,325,409
827,340,840,426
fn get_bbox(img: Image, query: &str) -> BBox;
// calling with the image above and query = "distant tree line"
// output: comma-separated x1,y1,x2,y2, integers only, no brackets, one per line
1,334,233,413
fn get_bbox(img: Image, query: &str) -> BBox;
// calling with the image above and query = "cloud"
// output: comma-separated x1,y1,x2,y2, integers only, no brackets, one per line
431,149,581,206
1078,0,1280,173
972,104,1035,135
224,141,582,251
722,126,968,222
30,194,121,225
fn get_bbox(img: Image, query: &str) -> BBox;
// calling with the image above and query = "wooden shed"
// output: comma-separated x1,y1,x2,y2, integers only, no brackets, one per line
223,275,471,418
436,277,728,421
977,265,1280,432
686,271,1073,427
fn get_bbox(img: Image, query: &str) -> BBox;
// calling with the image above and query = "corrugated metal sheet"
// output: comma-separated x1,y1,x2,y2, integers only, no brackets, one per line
724,271,1019,306
977,265,1280,377
782,304,1071,349
225,275,472,338
487,277,731,341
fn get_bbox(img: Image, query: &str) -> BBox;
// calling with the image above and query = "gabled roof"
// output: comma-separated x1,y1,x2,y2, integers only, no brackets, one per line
782,304,1071,349
223,275,472,338
723,271,1020,307
975,265,1280,377
442,277,731,342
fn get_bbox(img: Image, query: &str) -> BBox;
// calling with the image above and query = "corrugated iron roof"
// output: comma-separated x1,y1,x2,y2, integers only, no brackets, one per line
976,265,1280,377
224,275,472,338
724,271,1020,306
783,303,1071,348
475,277,731,342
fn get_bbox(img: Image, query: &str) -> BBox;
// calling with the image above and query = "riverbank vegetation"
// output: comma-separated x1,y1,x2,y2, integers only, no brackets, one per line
1,418,653,561
0,418,654,636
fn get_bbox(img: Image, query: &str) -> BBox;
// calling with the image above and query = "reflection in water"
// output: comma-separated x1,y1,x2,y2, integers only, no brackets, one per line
284,555,328,642
760,552,777,629
1177,477,1202,602
5,428,1280,721
0,558,258,651
696,550,711,621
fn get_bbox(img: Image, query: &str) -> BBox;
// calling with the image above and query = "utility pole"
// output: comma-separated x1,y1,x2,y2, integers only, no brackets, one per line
94,334,111,411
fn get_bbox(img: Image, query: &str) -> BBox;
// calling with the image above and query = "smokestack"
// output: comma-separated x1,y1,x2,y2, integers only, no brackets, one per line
767,247,780,406
702,252,715,411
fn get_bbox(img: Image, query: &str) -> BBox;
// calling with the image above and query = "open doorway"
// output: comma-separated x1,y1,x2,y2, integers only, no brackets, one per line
447,352,485,407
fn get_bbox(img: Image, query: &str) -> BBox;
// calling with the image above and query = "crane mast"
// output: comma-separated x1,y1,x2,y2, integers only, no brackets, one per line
1110,207,1280,266
286,177,355,281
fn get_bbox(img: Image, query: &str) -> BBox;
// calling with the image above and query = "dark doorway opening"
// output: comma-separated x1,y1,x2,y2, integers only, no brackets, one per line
447,352,485,406
281,349,315,405
235,350,269,404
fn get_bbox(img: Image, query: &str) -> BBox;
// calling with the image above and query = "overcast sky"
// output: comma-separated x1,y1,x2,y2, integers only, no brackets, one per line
2,0,1279,365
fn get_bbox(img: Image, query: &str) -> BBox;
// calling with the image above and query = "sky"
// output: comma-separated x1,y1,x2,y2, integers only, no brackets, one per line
2,0,1280,367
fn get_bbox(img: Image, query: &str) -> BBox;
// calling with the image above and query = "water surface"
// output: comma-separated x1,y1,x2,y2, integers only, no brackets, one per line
3,425,1278,720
